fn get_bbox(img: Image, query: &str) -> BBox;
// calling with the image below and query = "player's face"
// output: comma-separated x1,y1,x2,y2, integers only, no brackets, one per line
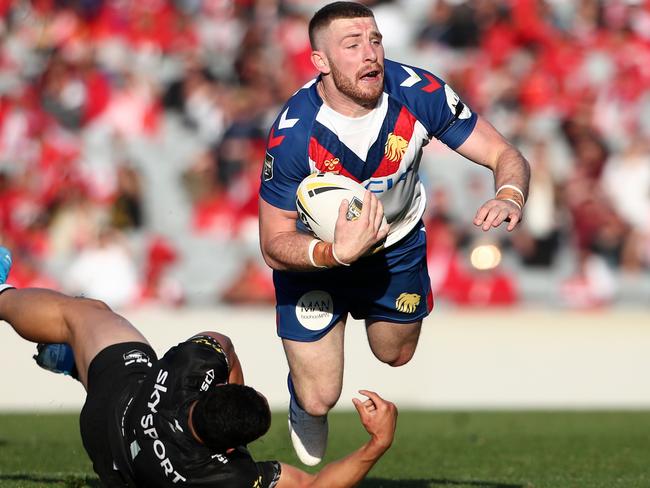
322,17,384,106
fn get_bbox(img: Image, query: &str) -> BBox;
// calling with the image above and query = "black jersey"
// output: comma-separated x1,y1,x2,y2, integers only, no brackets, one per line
116,335,280,487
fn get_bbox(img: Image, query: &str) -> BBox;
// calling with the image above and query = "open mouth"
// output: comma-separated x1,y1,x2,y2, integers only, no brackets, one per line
360,69,382,81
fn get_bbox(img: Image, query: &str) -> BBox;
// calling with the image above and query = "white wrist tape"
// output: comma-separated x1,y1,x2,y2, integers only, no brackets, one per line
496,184,525,203
308,239,327,268
501,198,522,210
331,245,350,266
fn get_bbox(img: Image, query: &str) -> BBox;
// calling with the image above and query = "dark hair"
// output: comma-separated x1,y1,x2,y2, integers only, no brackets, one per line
309,1,375,49
192,384,271,452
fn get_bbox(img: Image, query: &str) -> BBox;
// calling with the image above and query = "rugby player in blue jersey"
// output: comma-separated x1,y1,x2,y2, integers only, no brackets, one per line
259,1,531,465
0,247,397,487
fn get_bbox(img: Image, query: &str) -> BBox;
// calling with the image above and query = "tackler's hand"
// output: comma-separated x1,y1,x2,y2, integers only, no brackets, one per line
352,390,397,453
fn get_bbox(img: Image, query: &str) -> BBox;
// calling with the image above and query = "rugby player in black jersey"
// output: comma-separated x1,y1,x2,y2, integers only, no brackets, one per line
0,246,396,487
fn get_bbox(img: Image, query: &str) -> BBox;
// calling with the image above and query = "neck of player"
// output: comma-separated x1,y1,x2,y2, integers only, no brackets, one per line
318,79,377,118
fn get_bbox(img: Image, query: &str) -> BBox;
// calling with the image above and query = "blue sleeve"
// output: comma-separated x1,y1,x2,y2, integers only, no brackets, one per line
259,107,312,212
384,60,477,149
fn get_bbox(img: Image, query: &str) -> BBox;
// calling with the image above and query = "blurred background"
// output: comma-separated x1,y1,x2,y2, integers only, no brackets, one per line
0,0,649,313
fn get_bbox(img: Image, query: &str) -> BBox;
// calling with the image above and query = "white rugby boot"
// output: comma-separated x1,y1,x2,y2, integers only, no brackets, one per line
288,392,328,466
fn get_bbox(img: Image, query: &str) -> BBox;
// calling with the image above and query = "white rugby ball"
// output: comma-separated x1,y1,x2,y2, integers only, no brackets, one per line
295,172,386,243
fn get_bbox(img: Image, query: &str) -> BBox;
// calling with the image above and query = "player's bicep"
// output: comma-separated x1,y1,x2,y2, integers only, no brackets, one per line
455,115,512,170
259,140,308,212
275,463,314,488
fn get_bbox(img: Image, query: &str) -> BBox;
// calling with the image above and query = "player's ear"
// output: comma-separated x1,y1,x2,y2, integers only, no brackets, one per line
311,50,330,75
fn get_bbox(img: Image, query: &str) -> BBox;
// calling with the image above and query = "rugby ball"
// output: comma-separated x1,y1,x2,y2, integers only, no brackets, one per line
295,172,386,243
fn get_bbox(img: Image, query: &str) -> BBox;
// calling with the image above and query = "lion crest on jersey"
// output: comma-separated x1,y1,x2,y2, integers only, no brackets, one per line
385,132,408,163
395,292,420,313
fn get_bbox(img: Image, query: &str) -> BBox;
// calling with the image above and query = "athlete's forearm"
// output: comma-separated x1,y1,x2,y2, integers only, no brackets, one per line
492,145,531,201
308,438,388,487
278,438,388,488
259,197,346,271
259,196,317,271
227,351,244,385
263,232,347,270
262,231,321,271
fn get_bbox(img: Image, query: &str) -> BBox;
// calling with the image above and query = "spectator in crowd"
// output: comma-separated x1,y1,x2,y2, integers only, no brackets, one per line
65,227,140,309
110,164,144,231
600,135,650,272
510,140,561,268
1,0,650,307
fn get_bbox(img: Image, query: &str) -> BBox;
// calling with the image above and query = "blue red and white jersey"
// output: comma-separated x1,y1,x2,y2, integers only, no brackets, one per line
259,58,477,247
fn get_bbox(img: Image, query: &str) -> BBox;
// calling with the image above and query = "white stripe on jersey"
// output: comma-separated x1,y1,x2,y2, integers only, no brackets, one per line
315,93,389,161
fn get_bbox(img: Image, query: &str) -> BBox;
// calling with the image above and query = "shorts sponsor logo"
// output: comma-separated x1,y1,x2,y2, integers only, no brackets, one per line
295,291,333,331
123,349,152,367
395,293,421,313
263,152,274,181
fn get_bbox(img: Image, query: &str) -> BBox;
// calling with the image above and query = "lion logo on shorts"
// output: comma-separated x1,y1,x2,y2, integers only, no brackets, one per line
395,293,421,313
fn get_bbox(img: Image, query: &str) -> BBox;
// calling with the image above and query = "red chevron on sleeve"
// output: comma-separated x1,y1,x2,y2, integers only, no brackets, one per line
422,73,441,93
267,127,285,149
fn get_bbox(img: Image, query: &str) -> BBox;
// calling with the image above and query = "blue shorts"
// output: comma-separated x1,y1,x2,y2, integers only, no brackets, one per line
274,222,433,342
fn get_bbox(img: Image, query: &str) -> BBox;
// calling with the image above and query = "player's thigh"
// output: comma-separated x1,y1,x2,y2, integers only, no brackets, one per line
365,319,422,366
65,297,149,386
273,267,350,342
282,320,346,403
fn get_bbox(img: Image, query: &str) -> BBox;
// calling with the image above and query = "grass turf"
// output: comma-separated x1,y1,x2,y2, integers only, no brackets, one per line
1,410,649,487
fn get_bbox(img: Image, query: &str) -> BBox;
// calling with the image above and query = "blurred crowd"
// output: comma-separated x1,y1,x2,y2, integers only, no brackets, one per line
0,0,649,310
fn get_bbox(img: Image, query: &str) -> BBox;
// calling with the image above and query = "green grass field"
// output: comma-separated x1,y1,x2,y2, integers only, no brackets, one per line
1,410,649,487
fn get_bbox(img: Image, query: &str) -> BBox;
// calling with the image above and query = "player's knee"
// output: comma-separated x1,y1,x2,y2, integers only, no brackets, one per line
375,345,416,367
388,351,415,367
300,397,335,417
298,387,339,416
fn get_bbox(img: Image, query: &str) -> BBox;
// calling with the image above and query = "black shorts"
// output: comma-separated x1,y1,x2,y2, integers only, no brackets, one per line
79,342,157,487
